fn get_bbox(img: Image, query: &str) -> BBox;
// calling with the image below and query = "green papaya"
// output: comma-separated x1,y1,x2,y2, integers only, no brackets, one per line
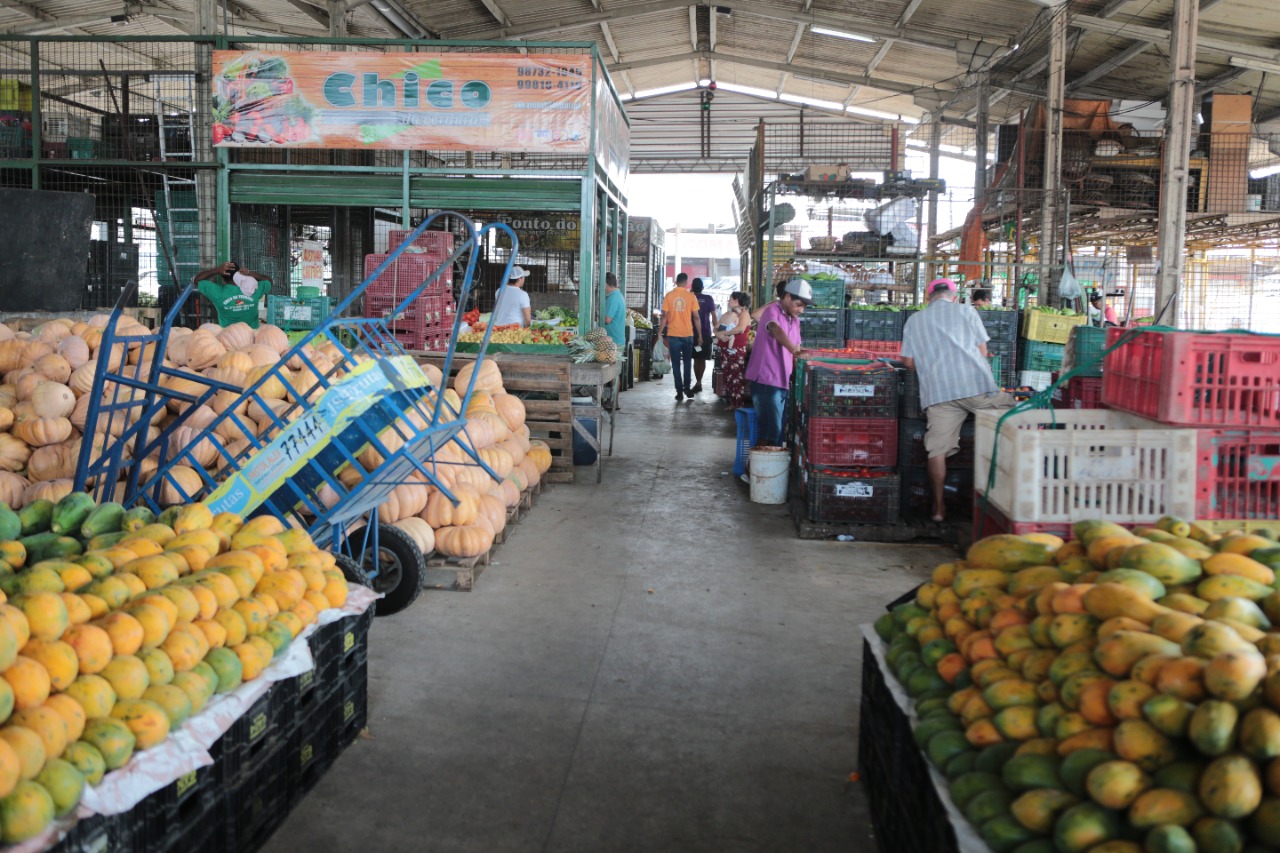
85,531,129,551
120,506,155,533
157,506,181,528
17,500,53,536
0,503,20,541
79,502,124,541
50,492,96,536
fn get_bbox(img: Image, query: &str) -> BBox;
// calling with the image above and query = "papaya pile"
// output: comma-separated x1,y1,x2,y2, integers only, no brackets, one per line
876,516,1280,852
0,494,351,843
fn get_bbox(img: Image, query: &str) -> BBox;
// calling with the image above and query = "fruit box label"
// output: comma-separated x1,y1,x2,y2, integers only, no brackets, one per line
835,482,874,498
833,383,875,397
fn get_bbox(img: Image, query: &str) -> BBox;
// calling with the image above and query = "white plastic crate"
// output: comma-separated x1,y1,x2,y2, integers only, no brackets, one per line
1019,370,1053,391
973,408,1197,525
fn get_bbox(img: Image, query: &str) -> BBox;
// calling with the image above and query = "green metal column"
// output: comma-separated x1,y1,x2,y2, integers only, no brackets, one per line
401,151,411,227
216,148,230,260
578,176,596,326
596,189,608,331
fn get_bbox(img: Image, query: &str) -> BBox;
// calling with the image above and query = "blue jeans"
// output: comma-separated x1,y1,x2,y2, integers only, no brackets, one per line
667,335,694,393
752,382,787,446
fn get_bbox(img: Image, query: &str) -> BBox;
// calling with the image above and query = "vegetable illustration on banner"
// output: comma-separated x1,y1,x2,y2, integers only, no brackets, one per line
212,50,593,152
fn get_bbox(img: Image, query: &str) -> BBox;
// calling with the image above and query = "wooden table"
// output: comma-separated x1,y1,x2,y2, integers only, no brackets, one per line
569,361,620,483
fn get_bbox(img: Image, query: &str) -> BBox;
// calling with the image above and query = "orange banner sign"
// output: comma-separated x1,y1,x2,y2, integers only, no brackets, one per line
212,50,592,152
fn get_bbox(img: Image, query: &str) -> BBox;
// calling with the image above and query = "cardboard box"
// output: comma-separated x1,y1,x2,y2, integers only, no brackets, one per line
804,164,849,182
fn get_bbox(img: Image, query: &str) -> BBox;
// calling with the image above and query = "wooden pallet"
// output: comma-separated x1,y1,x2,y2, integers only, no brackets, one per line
789,497,967,545
423,549,492,592
415,351,574,483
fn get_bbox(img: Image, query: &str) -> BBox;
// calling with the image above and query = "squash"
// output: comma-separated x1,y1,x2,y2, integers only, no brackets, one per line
206,366,248,390
185,334,226,371
79,327,104,351
434,524,493,559
478,446,514,479
493,393,526,431
244,365,287,400
454,359,503,396
183,404,218,430
237,344,278,368
0,340,26,372
23,340,53,365
12,371,40,401
498,477,520,508
254,324,289,355
421,484,480,528
166,334,193,367
159,465,204,506
69,361,97,397
217,350,255,375
13,416,73,447
526,440,553,474
0,471,25,508
466,390,496,414
31,382,76,419
161,375,208,414
285,344,317,372
0,434,29,473
381,482,430,523
476,494,506,536
518,457,540,488
23,478,72,507
167,426,222,469
0,324,13,343
56,335,90,370
0,407,11,431
26,441,76,482
392,517,435,555
68,394,92,432
217,322,255,351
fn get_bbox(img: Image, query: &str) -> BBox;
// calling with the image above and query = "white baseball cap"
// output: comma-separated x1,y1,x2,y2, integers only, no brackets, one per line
784,278,813,304
508,265,530,280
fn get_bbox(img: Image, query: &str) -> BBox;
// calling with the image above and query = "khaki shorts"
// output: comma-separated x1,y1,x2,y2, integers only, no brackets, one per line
925,392,1017,459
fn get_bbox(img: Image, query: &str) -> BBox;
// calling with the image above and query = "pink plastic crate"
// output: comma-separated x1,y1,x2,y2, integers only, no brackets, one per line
362,254,453,303
1051,375,1105,410
1195,429,1280,520
1103,328,1280,427
804,416,898,467
387,228,455,254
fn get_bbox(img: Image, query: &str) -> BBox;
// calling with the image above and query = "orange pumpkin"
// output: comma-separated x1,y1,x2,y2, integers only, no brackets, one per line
526,440,553,474
421,484,480,528
434,524,494,558
493,393,526,431
454,360,503,396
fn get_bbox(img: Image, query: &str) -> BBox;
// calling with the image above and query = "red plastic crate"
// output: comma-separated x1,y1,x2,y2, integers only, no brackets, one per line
1051,375,1105,410
845,339,903,357
804,416,898,467
364,293,447,330
387,228,455,254
363,254,453,302
1195,429,1280,520
1102,328,1280,427
970,497,1075,541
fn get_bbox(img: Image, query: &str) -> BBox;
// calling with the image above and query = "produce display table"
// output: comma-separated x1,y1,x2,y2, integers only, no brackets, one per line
859,625,985,853
570,361,620,484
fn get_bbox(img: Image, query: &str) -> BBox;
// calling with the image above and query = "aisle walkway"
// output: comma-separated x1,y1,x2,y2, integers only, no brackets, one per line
263,376,948,853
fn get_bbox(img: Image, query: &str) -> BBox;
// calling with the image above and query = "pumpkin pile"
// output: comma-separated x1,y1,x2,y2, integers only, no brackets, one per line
877,517,1280,852
371,359,552,561
0,492,350,843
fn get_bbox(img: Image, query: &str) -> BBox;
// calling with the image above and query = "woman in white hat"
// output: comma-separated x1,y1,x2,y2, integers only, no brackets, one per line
492,265,532,328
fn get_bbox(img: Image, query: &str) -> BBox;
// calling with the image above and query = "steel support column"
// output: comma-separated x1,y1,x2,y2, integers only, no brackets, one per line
927,117,942,250
975,75,990,199
1156,0,1199,326
1039,4,1068,304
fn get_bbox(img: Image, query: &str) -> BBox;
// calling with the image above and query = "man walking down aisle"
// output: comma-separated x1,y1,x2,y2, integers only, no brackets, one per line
900,278,1014,523
658,272,703,402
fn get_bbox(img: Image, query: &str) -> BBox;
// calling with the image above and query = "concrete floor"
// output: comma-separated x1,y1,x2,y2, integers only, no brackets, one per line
263,376,950,853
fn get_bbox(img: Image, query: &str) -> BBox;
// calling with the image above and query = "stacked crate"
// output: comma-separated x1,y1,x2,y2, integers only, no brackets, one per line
1017,310,1084,389
796,359,901,525
1050,324,1108,409
363,229,456,351
1102,328,1280,533
978,309,1019,390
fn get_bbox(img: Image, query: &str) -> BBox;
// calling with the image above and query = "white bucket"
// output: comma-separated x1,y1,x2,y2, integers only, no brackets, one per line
749,446,791,504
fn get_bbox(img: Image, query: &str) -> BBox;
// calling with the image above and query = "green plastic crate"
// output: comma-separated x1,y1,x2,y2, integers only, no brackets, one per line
1070,325,1107,377
1018,339,1065,372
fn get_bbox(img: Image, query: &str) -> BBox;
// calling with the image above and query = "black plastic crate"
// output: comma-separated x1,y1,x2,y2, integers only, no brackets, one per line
336,608,374,671
805,364,899,419
221,744,287,853
212,687,281,783
803,468,900,524
158,794,223,853
858,639,960,852
50,813,117,853
143,760,218,841
899,370,922,419
845,308,905,342
900,465,974,516
288,695,338,806
978,309,1019,343
335,657,370,751
799,308,844,346
897,417,975,468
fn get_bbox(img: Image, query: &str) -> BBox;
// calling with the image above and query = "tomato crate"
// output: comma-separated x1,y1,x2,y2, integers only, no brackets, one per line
971,497,1076,541
802,467,900,524
1069,325,1107,377
1021,309,1087,344
978,309,1019,343
804,363,899,418
898,416,975,468
1051,375,1105,410
1194,429,1280,520
974,408,1198,525
1102,328,1280,427
845,308,905,342
1018,339,1065,372
844,339,902,357
804,416,898,467
901,466,973,516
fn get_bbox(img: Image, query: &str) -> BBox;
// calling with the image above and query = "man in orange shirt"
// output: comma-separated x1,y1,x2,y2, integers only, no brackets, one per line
658,272,703,401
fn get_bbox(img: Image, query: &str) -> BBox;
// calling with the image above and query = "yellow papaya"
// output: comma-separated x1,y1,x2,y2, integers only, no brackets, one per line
1203,553,1276,586
966,535,1056,571
1083,584,1169,624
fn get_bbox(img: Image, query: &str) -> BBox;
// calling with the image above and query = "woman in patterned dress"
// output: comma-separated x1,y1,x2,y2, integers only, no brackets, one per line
715,291,752,409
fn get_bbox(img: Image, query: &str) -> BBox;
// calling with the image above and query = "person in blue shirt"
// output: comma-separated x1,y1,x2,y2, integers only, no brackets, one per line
603,272,627,347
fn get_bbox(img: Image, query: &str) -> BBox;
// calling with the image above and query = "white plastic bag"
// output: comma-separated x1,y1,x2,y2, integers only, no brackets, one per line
652,337,671,376
1059,265,1083,300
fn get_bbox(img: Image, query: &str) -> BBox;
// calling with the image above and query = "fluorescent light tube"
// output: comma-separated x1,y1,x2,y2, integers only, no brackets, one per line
811,26,876,43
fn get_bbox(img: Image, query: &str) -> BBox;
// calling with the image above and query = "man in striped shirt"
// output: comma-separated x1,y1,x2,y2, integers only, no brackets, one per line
900,278,1014,522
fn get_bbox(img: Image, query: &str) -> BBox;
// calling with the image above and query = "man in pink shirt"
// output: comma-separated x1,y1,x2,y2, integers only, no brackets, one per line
744,278,811,448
